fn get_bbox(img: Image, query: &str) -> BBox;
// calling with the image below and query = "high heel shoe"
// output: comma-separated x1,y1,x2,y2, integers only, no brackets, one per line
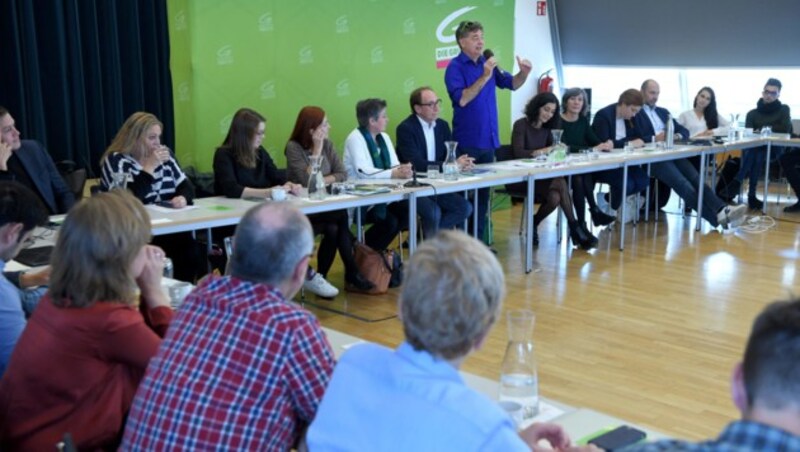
590,207,615,227
345,272,375,292
569,221,598,250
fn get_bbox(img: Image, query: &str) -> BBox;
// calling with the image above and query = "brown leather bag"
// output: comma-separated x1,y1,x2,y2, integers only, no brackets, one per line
347,242,393,294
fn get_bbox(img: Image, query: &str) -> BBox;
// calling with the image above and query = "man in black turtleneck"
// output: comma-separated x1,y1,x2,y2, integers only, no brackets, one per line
722,78,792,210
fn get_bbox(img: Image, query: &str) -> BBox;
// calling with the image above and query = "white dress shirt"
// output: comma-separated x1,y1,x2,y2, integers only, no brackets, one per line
416,115,437,162
642,104,666,134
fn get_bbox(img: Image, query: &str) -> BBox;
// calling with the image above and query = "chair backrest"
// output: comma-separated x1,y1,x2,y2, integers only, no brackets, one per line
495,144,515,162
55,161,87,201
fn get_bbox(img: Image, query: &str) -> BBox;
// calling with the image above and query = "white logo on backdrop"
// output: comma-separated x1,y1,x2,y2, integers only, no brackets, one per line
260,81,276,99
403,19,416,35
177,81,190,102
219,114,233,135
403,77,415,94
493,0,504,6
434,6,477,69
435,6,477,44
217,45,234,65
335,15,349,33
174,10,187,31
336,79,350,97
371,46,384,64
299,46,314,64
258,13,274,32
435,0,446,4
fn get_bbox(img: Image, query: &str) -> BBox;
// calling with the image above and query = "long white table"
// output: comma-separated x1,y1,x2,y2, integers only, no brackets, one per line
133,134,800,272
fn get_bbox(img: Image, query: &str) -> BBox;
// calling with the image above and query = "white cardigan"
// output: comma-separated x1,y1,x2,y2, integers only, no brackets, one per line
678,110,730,137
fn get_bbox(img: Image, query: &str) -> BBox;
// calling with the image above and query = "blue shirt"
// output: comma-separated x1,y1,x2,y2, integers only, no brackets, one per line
307,341,528,451
623,420,800,451
0,260,26,376
445,52,515,151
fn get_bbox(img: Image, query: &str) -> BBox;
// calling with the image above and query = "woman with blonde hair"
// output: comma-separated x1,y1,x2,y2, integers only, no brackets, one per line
100,112,194,207
0,190,173,450
100,112,199,281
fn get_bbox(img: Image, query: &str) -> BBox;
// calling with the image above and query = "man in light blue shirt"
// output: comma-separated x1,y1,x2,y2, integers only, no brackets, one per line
0,181,49,375
307,231,582,451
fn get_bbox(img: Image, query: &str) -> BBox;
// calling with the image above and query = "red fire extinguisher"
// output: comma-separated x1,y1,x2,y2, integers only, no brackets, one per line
538,69,554,93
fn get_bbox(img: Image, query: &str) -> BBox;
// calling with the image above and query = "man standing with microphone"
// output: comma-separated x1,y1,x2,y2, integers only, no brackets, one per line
444,20,532,247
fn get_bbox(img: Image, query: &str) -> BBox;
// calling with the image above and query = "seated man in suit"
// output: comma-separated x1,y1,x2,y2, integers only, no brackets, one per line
626,298,800,451
395,86,472,230
0,106,75,215
635,80,746,229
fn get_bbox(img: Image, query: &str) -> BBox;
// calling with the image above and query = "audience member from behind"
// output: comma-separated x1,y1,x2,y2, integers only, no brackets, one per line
0,106,75,214
0,182,48,376
308,231,596,451
0,190,173,450
214,108,338,298
122,202,335,451
626,298,800,451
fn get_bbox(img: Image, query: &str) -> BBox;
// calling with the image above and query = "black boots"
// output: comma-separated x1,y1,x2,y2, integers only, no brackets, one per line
590,207,615,227
569,221,598,250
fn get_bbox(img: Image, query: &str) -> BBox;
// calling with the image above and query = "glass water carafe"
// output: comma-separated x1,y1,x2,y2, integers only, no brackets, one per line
499,310,539,418
548,129,567,163
307,154,327,200
443,141,459,181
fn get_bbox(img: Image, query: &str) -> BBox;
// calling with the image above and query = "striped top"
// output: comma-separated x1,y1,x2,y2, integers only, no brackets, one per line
101,152,188,204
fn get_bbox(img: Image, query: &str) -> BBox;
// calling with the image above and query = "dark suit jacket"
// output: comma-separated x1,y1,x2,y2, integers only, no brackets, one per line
0,140,74,214
395,115,452,173
635,106,690,142
591,104,643,149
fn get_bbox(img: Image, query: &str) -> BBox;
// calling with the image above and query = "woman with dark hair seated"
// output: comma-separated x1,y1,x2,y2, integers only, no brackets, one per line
511,93,597,250
560,87,616,230
214,107,341,298
285,106,374,292
0,190,172,450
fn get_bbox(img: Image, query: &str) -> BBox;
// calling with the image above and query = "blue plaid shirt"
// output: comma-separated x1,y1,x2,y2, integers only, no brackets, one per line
624,420,800,451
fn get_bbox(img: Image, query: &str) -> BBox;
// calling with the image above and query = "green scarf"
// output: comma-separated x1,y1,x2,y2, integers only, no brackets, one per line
359,127,391,170
358,127,391,221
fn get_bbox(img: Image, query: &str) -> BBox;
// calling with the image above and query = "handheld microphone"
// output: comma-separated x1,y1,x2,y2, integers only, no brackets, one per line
483,49,501,73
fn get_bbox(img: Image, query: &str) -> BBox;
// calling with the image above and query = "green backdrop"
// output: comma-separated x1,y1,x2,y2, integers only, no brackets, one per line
167,0,514,171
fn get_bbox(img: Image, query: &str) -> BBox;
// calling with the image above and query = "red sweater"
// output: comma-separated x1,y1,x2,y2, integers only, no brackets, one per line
0,295,172,450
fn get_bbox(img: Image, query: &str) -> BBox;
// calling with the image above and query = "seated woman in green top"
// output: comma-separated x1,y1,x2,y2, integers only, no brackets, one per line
559,88,615,229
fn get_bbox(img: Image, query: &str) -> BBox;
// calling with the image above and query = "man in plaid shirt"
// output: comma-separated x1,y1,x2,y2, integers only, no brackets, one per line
121,202,335,451
626,298,800,451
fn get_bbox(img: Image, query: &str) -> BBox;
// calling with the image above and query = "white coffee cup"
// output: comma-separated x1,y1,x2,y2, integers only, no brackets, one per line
271,187,287,201
498,400,524,428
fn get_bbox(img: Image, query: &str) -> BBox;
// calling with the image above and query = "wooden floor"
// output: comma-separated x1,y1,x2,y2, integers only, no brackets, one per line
302,191,800,441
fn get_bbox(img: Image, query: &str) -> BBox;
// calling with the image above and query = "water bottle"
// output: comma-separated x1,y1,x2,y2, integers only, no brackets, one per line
307,154,327,200
728,113,739,142
443,141,459,181
499,310,539,418
665,114,675,149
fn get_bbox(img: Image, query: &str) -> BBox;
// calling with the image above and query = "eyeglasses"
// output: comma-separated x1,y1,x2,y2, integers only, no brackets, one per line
763,89,780,97
418,99,442,108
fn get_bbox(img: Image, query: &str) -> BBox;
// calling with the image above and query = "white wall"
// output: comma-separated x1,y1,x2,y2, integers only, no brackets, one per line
510,0,558,130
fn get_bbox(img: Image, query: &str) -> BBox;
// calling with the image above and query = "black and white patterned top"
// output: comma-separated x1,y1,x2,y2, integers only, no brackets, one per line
100,152,190,205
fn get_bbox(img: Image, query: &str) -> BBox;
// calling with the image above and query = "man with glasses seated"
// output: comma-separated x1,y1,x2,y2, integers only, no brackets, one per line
721,78,792,210
0,182,49,376
395,86,473,232
444,20,533,246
